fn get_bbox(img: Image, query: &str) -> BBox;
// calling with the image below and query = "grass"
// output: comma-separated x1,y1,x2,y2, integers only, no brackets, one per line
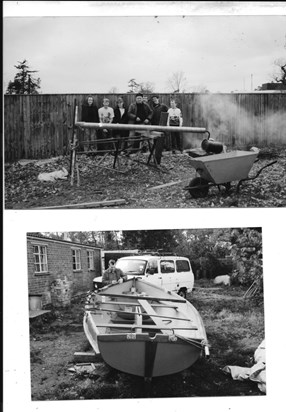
189,283,265,371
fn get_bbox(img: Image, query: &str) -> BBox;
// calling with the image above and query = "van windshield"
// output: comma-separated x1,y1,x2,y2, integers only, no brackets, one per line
116,259,147,276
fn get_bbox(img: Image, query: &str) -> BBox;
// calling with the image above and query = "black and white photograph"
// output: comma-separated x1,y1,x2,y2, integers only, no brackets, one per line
3,208,286,412
3,1,286,209
26,228,266,400
2,2,286,412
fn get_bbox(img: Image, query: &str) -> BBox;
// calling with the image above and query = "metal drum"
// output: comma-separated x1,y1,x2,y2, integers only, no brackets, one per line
201,138,223,154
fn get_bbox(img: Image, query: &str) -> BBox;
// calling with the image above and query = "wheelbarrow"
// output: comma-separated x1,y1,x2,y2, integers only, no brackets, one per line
183,147,277,198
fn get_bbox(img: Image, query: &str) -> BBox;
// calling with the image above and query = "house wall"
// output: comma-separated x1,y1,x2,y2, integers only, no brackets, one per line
27,236,102,307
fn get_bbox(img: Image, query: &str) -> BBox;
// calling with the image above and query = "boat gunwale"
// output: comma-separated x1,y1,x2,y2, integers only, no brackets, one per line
97,332,203,345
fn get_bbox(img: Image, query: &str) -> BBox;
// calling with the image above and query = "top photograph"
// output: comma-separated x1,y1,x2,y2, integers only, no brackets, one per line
4,12,286,209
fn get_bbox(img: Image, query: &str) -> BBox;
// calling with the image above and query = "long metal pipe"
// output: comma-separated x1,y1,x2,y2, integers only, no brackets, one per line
75,121,208,134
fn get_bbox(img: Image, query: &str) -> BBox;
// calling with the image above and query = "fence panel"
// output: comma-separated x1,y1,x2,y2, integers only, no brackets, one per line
4,93,286,162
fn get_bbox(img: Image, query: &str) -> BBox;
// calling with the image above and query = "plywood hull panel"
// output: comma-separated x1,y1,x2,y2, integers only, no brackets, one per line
83,278,208,378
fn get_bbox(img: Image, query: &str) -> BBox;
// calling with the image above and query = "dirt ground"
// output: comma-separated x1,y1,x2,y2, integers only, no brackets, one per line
29,285,265,400
5,146,286,209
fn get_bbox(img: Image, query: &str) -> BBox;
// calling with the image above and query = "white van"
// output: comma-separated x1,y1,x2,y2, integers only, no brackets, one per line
93,254,194,298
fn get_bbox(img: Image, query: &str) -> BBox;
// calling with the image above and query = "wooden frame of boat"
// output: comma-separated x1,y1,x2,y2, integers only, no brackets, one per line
83,277,209,378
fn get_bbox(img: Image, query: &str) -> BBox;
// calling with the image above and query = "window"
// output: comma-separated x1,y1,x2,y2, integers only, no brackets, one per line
116,259,147,275
176,260,190,273
160,260,175,274
146,259,158,274
33,245,48,273
72,249,81,271
87,250,94,270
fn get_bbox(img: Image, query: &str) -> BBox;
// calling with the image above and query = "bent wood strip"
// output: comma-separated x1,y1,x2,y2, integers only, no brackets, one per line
95,323,198,330
89,307,190,322
147,180,189,191
98,292,186,303
97,301,179,309
33,199,127,209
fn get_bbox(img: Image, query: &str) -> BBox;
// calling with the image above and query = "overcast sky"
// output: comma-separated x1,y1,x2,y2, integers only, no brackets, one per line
3,1,286,93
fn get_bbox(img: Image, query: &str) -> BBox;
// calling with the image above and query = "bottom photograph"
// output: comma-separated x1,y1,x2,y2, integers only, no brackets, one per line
27,228,265,400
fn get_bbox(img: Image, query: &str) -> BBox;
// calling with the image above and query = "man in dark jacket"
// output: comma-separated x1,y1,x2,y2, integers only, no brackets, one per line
102,259,126,286
81,95,99,151
128,93,153,124
150,95,168,165
128,93,153,150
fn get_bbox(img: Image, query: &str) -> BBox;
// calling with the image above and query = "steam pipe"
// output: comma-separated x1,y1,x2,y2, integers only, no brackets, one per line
75,121,208,134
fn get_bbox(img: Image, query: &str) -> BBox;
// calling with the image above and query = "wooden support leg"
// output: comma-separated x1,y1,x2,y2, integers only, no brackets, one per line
76,161,80,187
71,148,76,186
147,139,157,165
113,139,120,169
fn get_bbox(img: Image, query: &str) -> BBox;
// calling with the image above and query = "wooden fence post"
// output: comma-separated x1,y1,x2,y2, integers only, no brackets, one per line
70,101,78,186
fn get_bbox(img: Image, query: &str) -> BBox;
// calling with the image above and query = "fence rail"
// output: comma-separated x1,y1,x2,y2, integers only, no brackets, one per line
4,93,286,162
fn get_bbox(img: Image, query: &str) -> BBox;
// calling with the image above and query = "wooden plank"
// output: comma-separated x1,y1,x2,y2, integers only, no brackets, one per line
89,307,190,321
33,199,127,209
138,299,172,334
98,292,186,303
73,351,100,363
147,180,188,191
97,301,139,306
95,323,198,330
98,301,179,309
135,306,142,333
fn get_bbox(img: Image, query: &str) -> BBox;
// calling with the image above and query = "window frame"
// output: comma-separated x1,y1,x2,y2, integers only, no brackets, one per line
72,248,82,271
176,259,191,273
32,243,48,274
87,249,95,271
160,259,175,274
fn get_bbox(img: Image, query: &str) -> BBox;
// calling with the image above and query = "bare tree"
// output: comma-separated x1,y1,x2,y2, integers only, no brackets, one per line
272,58,286,85
166,71,189,93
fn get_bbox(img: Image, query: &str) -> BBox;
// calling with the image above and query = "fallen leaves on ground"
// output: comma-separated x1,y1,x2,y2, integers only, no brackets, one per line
4,148,286,209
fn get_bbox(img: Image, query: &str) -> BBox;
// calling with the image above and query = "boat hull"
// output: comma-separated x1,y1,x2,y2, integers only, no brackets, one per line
98,333,202,377
83,277,208,378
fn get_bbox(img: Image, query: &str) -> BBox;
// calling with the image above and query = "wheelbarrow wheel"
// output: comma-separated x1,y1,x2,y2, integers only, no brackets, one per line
188,177,209,198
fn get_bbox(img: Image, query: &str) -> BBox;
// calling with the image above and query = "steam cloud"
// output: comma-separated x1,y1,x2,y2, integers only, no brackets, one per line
183,94,286,149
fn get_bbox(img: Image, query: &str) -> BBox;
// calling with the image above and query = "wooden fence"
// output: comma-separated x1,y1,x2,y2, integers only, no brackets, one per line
4,93,286,162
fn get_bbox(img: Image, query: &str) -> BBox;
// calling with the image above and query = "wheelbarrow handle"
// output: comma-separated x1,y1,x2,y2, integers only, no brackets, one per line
253,160,277,178
236,160,277,193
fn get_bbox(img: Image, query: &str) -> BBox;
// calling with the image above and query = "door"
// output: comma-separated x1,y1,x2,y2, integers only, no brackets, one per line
175,259,194,292
159,259,176,291
144,258,162,287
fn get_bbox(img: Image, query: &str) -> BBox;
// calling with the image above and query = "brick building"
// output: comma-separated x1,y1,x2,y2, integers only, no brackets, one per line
27,233,102,308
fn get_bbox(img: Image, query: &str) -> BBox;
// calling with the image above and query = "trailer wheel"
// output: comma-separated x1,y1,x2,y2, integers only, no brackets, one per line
188,177,209,198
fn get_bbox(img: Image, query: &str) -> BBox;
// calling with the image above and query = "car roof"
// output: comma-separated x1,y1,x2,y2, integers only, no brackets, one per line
117,255,188,261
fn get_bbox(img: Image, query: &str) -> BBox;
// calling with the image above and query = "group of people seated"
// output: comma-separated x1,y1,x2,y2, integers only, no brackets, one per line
81,93,184,165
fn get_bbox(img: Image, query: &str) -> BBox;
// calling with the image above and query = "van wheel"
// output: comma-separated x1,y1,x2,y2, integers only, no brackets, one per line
178,289,187,299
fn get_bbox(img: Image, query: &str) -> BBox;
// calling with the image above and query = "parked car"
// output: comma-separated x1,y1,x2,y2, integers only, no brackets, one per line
93,254,194,298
